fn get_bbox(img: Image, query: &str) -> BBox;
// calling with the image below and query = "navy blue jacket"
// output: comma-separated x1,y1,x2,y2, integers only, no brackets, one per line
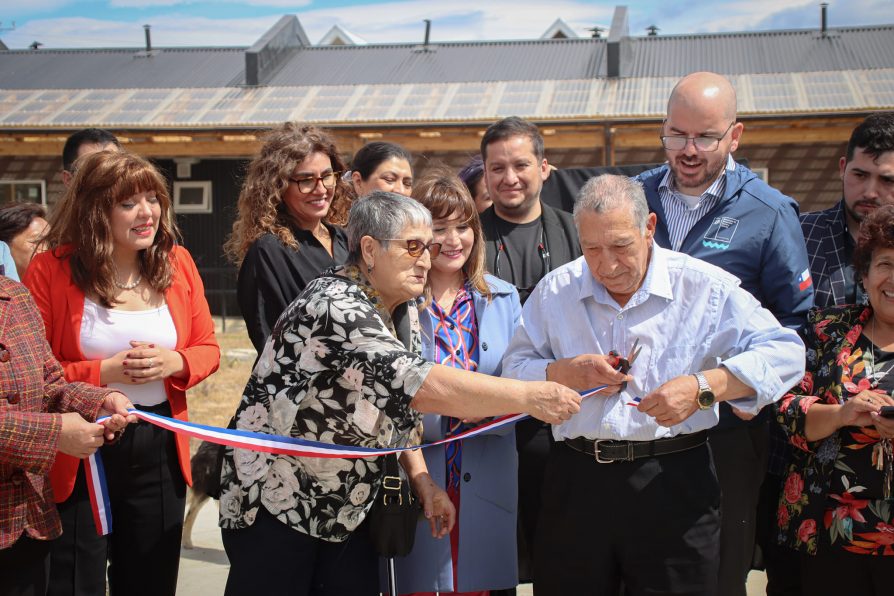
636,162,813,331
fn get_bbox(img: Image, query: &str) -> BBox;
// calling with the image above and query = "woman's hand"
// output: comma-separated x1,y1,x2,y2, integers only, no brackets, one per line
839,390,884,428
57,413,105,458
121,341,186,384
410,472,455,538
98,391,138,441
524,381,582,425
870,393,894,439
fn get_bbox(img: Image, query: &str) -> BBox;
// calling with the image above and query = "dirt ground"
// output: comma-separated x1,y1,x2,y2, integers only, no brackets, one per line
184,317,255,455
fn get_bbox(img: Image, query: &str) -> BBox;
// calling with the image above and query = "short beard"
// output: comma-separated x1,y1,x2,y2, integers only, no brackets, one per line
671,152,728,193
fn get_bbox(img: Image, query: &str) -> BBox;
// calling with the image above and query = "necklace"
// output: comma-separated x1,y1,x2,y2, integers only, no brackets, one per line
867,316,894,500
114,273,142,290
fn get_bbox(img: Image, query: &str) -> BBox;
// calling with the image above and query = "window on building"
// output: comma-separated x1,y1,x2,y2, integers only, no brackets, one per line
173,181,212,214
0,180,46,205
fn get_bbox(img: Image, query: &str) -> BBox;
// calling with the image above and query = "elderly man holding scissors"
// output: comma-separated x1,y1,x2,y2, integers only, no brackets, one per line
501,174,806,596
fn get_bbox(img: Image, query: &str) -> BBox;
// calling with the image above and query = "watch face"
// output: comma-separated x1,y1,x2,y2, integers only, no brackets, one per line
697,391,716,409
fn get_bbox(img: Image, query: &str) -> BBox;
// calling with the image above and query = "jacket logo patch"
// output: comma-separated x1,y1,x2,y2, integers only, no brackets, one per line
702,216,739,250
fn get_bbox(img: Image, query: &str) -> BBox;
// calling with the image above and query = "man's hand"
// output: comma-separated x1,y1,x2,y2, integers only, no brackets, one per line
546,354,629,393
639,375,700,427
98,391,137,442
523,381,582,425
57,412,105,458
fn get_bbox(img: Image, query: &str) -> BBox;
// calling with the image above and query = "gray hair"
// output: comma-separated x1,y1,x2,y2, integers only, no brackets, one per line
573,175,649,232
347,190,432,263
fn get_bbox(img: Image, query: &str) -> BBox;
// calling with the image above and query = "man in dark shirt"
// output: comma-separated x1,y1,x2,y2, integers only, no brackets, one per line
801,112,894,308
479,117,580,305
479,116,580,590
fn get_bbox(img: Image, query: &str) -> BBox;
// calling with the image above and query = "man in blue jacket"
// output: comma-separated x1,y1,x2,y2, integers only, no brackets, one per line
635,71,813,596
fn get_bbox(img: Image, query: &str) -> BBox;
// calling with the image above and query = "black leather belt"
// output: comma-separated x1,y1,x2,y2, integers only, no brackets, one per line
564,430,707,463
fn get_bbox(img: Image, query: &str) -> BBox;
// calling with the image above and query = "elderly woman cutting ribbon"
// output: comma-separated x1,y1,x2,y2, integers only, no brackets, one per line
219,192,581,596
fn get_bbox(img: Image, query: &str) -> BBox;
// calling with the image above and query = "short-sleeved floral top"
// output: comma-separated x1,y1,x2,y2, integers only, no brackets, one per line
218,266,433,542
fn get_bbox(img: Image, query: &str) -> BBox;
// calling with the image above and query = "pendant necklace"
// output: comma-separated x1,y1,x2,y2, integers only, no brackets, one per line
867,317,894,499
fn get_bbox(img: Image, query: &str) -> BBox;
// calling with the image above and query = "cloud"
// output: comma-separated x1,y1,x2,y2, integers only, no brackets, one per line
753,0,891,30
109,0,312,6
2,15,280,48
0,0,888,50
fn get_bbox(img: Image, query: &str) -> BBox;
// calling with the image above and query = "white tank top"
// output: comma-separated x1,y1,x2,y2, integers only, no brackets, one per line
80,297,178,406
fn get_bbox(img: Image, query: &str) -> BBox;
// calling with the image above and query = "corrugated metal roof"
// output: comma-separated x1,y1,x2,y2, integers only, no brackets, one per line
0,25,891,91
2,69,892,129
626,26,894,77
0,24,892,126
267,38,605,85
0,47,246,89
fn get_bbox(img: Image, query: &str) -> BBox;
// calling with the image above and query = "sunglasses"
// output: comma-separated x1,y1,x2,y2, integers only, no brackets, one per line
379,238,442,258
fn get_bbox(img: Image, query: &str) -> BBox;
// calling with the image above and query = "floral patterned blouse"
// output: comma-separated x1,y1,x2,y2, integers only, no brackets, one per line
218,265,433,542
776,304,894,556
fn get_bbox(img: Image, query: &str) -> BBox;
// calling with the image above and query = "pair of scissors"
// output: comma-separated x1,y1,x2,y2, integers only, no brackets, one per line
608,338,642,391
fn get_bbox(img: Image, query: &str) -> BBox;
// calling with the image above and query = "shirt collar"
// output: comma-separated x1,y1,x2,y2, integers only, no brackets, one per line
580,243,673,308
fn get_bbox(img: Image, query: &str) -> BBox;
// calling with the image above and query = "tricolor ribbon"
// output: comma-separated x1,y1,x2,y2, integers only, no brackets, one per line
87,384,607,535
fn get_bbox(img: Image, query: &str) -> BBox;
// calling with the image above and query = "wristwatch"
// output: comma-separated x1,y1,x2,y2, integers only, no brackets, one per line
693,372,716,410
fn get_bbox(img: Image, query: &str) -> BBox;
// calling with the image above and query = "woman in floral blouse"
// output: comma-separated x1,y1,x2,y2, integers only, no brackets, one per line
219,191,582,596
777,205,894,594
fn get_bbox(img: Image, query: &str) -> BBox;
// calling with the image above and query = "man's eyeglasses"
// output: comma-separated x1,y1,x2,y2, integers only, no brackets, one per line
660,122,735,152
380,238,442,259
289,172,341,193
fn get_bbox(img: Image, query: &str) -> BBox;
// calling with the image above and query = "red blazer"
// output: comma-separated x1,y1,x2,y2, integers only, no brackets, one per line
24,245,220,503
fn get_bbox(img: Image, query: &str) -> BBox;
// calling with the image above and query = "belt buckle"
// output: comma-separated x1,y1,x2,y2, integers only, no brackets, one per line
594,440,635,463
593,440,615,464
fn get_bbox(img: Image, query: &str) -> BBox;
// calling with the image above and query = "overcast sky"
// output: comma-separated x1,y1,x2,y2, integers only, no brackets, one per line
0,0,889,50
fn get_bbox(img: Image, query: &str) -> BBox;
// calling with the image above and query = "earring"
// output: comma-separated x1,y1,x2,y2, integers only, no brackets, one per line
367,263,374,275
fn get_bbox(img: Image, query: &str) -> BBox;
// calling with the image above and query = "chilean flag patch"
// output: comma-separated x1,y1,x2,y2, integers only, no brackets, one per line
798,267,813,291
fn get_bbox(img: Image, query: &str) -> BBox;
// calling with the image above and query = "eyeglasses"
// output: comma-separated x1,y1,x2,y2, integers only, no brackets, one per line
288,171,341,193
660,122,736,152
380,238,442,259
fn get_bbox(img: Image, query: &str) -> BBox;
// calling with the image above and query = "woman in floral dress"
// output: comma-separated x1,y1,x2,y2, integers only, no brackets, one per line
777,205,894,594
218,191,582,596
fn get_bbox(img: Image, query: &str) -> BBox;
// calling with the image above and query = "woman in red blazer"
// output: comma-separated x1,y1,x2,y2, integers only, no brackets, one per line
24,150,220,596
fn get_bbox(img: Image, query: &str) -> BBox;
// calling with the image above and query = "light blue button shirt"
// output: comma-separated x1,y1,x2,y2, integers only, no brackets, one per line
501,244,805,442
0,240,18,281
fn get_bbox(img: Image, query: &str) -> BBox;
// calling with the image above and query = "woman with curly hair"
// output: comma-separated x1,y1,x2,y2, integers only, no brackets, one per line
24,150,220,596
225,123,350,353
775,204,894,594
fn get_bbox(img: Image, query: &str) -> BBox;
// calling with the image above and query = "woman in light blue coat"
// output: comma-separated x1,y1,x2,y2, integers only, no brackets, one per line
394,167,521,594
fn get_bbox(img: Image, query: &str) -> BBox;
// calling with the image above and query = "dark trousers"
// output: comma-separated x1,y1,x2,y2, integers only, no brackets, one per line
0,534,52,596
47,465,108,596
222,506,379,596
102,402,186,596
800,548,894,595
533,440,721,596
708,422,769,596
514,419,551,584
756,473,802,596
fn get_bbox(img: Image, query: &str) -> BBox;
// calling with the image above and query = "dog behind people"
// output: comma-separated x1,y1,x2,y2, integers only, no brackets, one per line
182,440,223,549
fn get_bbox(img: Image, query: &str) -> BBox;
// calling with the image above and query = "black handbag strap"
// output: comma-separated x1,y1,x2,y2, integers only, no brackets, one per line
380,453,410,505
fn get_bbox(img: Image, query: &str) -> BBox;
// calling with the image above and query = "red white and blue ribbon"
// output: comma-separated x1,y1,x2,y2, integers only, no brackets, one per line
87,384,606,535
83,451,112,535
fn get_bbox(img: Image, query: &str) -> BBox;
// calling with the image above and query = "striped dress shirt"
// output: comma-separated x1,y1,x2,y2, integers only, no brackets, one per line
658,155,736,251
